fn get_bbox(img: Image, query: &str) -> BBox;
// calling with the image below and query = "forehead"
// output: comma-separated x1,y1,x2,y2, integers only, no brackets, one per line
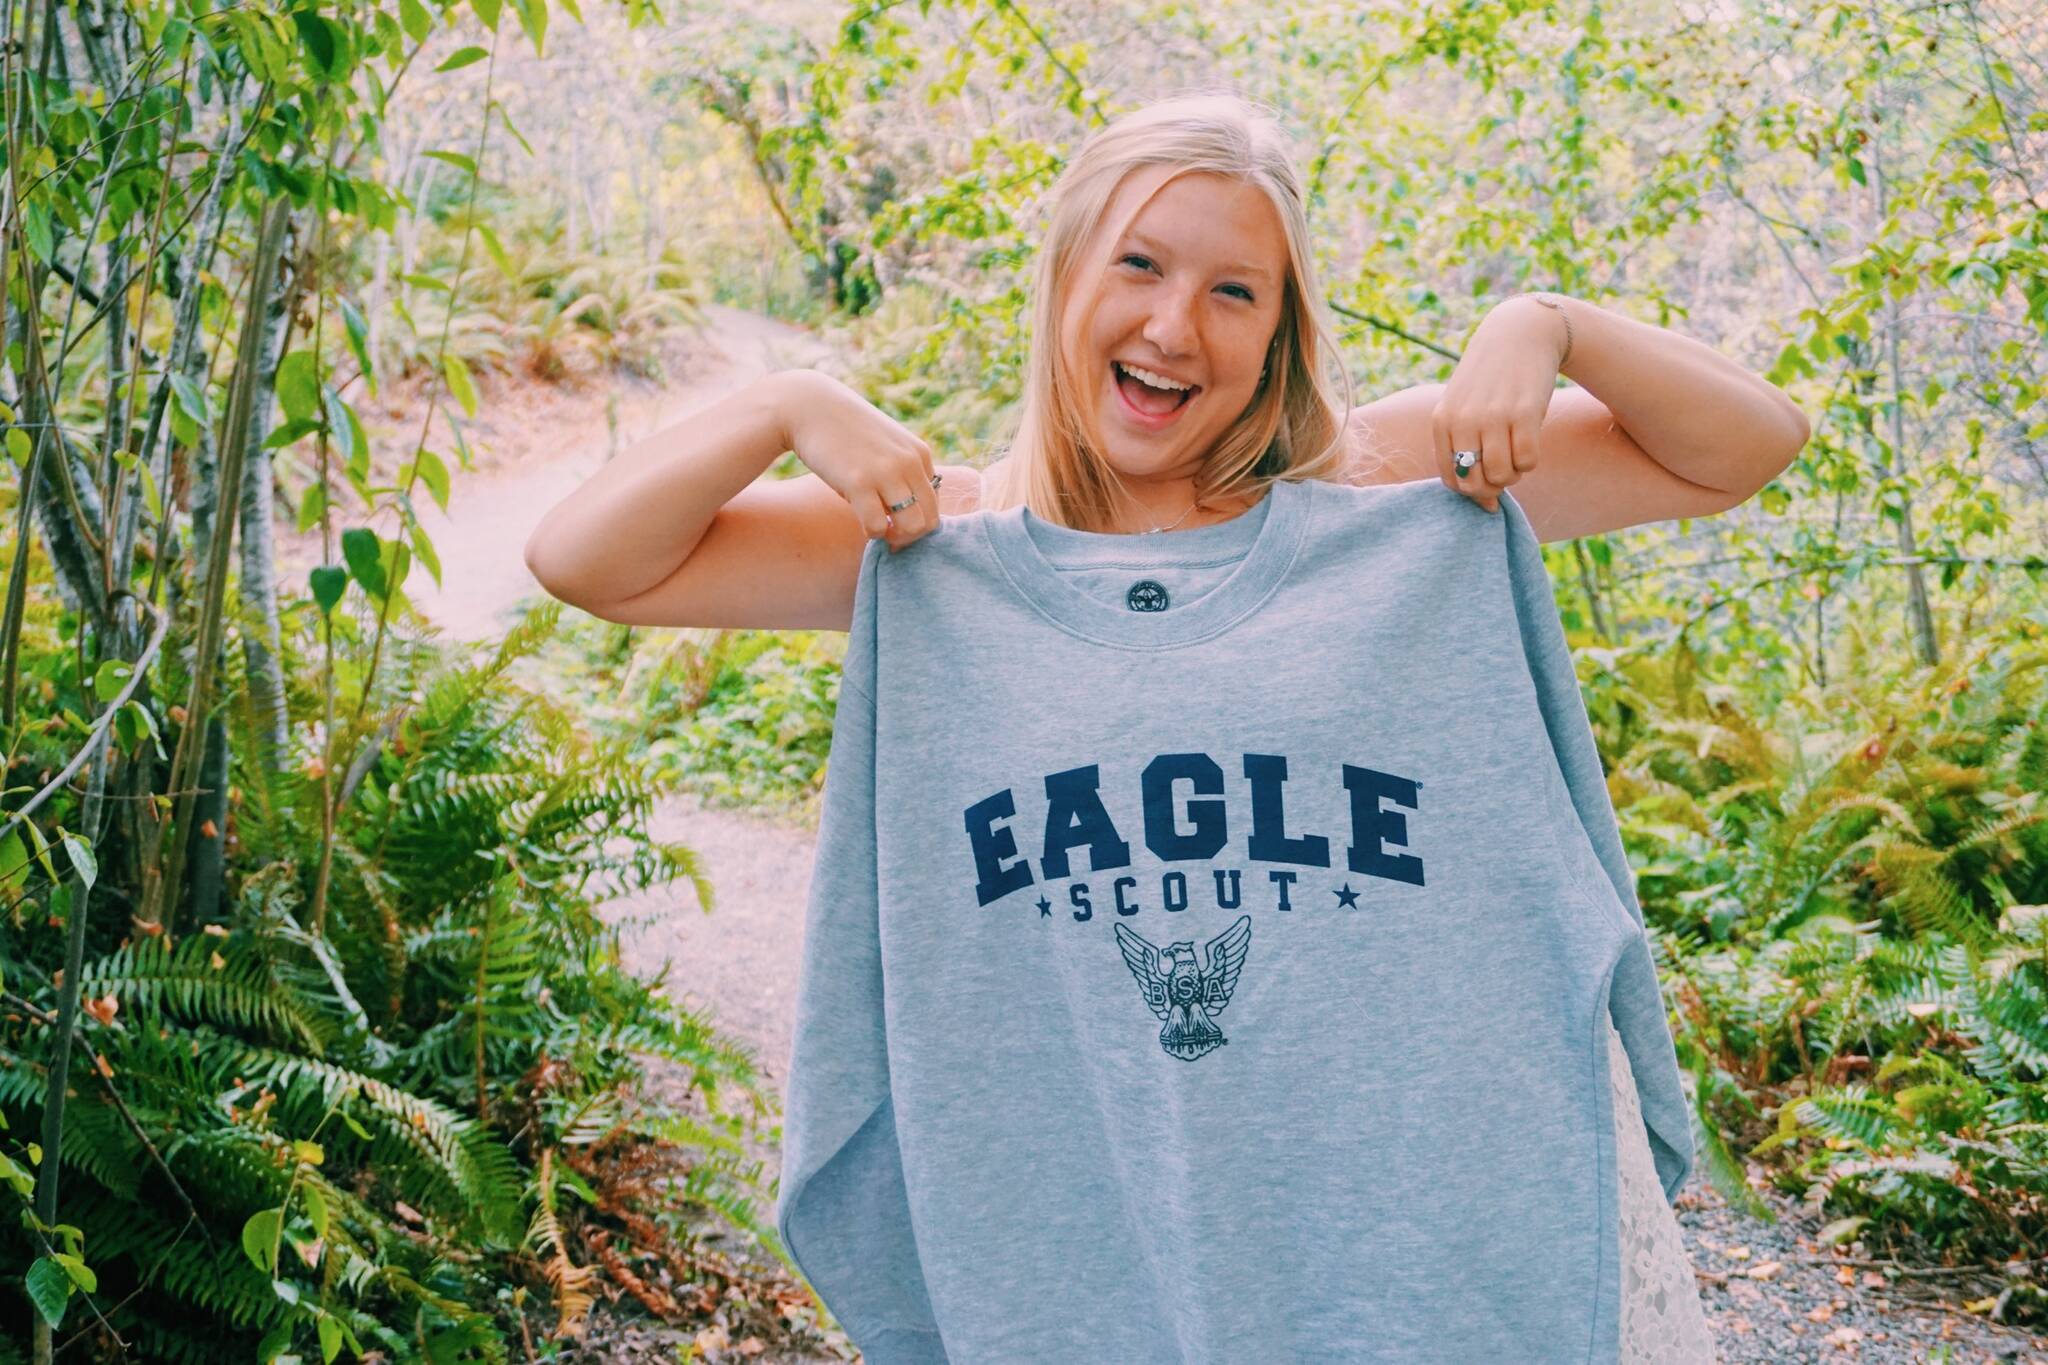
1101,166,1288,282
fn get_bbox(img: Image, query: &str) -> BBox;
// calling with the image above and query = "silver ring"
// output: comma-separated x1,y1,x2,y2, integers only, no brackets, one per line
928,472,943,489
1452,449,1480,478
887,493,917,512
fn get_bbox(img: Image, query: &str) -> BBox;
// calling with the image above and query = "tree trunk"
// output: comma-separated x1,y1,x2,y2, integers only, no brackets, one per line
238,216,301,766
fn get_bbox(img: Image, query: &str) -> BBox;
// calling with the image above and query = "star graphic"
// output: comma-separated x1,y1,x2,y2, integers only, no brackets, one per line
1037,896,1053,918
1333,884,1361,909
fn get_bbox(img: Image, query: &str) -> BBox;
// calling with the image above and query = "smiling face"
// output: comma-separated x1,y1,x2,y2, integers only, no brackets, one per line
1060,167,1292,484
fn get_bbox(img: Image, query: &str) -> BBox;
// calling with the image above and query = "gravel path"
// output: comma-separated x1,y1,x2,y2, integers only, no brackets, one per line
404,307,2047,1364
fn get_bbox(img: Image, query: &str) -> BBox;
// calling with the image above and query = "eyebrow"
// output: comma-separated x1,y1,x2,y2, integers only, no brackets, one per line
1123,230,1278,283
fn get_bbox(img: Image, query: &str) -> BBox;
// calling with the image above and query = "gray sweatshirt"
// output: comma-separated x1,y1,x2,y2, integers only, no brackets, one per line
777,474,1695,1364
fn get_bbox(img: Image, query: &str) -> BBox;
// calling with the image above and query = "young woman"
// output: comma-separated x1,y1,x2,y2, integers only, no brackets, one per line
527,93,1806,1361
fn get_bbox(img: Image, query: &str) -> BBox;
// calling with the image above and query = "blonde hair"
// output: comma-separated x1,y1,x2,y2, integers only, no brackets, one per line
976,91,1359,529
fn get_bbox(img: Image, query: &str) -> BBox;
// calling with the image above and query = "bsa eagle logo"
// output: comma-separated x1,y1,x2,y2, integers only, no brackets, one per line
1125,579,1170,612
1114,915,1252,1061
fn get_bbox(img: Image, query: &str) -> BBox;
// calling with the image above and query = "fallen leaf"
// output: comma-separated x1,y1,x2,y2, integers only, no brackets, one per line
1747,1260,1782,1280
1807,1303,1835,1323
82,994,119,1027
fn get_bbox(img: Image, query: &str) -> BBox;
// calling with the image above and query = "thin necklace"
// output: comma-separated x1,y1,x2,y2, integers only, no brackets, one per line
1137,499,1200,534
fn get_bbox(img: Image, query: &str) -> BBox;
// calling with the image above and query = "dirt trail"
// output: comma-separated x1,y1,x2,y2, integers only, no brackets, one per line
385,303,834,643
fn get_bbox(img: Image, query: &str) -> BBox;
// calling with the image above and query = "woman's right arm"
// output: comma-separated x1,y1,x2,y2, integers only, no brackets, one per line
522,369,969,631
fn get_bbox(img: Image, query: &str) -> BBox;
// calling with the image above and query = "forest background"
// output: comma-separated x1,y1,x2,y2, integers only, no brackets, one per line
1,0,2046,1360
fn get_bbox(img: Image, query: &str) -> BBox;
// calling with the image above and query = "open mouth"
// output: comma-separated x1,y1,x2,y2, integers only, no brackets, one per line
1112,361,1200,421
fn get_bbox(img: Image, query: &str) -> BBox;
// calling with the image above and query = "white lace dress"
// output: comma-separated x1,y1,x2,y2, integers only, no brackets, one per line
1608,1016,1718,1362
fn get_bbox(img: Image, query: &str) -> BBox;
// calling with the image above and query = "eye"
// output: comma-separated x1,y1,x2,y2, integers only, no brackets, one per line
1118,254,1156,272
1219,283,1255,302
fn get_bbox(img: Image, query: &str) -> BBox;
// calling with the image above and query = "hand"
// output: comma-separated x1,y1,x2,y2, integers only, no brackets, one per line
775,368,942,552
1429,296,1570,514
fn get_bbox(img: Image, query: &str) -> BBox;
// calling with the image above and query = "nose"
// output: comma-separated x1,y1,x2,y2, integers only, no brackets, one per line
1140,285,1199,358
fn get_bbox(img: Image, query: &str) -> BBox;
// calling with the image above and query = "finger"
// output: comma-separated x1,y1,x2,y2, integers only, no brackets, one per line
879,481,930,550
854,486,898,547
1510,409,1541,475
1481,417,1516,495
889,466,938,541
1430,402,1458,495
1445,418,1501,512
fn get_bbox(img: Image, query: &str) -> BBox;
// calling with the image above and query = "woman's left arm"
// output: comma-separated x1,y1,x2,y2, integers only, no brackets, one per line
1350,294,1813,543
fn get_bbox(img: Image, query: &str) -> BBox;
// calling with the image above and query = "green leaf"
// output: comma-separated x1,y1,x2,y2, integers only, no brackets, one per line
292,1140,325,1167
292,10,338,77
257,1318,295,1363
493,99,535,158
310,566,348,614
319,1314,343,1364
509,0,546,54
435,44,486,71
303,1184,330,1240
263,416,323,451
399,0,433,44
118,700,165,761
92,659,133,703
410,523,443,588
242,1207,283,1274
0,829,23,895
60,832,96,892
22,820,59,882
168,372,210,425
54,1253,96,1293
135,451,163,522
298,480,329,534
26,1257,71,1327
443,352,477,418
470,0,501,31
415,447,451,511
277,350,321,422
475,223,513,278
340,298,374,397
422,150,476,176
340,529,386,598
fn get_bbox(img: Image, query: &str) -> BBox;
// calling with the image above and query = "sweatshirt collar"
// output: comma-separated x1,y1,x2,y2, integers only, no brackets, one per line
979,477,1311,649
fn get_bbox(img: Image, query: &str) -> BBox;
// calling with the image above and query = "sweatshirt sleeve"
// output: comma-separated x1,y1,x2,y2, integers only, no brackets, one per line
1498,491,1698,1204
775,539,949,1362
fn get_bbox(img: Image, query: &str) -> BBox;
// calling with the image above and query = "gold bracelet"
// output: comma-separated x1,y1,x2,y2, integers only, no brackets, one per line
1516,292,1573,370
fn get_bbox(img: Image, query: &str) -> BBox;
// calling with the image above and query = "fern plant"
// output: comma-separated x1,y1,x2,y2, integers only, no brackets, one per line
1586,607,2048,1266
1,601,778,1358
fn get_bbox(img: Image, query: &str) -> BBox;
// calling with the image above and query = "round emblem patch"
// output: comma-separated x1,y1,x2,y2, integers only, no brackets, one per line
1126,579,1170,612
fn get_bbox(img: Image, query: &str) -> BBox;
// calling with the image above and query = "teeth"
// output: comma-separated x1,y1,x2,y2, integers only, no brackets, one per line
1118,362,1192,392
